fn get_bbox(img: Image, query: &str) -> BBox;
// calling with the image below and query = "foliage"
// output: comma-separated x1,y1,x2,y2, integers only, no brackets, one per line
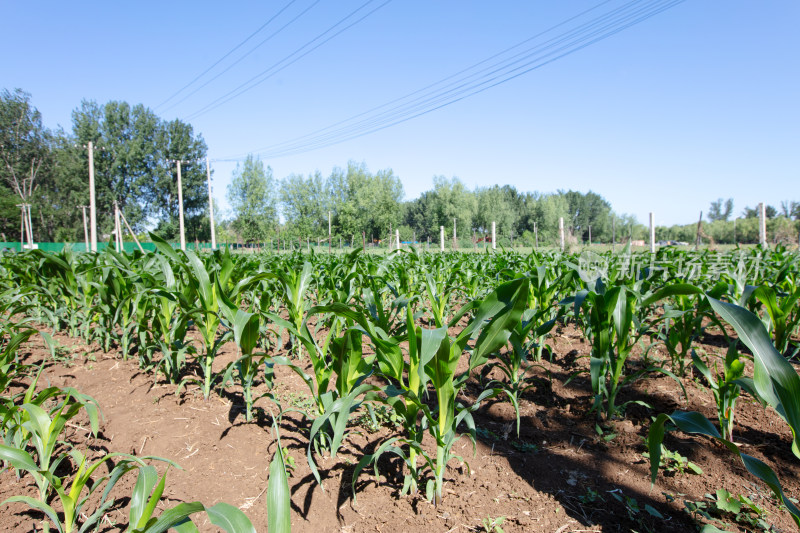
227,155,278,243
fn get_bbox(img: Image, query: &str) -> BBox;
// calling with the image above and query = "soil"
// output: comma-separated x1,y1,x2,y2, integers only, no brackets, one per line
2,320,798,533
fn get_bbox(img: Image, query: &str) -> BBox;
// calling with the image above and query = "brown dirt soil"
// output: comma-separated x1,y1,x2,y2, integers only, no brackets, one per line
2,322,799,533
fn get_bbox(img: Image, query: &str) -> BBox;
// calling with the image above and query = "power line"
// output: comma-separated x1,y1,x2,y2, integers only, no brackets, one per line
182,0,392,122
159,0,324,114
155,0,301,112
217,0,685,161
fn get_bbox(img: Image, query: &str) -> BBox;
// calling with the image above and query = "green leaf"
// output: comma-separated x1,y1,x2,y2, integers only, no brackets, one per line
708,297,800,457
267,444,291,533
0,443,38,472
206,502,256,533
714,488,741,514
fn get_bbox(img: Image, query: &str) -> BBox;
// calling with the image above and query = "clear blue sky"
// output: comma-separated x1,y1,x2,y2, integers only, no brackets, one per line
3,1,798,226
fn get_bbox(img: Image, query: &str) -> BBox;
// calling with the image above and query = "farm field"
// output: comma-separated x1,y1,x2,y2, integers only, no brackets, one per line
1,243,799,532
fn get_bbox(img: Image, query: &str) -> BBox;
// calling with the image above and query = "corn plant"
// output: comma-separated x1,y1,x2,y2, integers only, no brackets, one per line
691,344,756,441
572,279,687,420
0,392,100,500
219,300,279,422
267,412,291,533
274,261,314,359
752,284,800,358
0,448,147,533
647,296,800,527
354,277,529,505
123,465,256,533
480,308,553,436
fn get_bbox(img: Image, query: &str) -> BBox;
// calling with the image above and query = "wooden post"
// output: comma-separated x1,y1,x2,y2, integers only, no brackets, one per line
114,202,122,253
440,225,445,252
492,221,496,250
559,217,565,251
649,212,655,253
78,206,89,251
759,202,767,246
176,161,186,251
396,229,400,249
119,208,144,252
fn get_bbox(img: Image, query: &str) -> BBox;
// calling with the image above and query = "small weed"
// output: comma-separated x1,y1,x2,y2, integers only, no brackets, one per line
281,447,296,476
281,392,314,416
608,489,663,532
481,515,505,533
684,489,773,531
642,445,702,476
51,341,75,366
579,487,604,505
351,403,402,433
595,423,617,442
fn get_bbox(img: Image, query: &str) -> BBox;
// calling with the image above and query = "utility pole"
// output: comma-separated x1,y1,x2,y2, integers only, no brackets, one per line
440,225,445,252
328,211,332,253
176,161,186,251
559,217,565,252
453,218,457,251
492,221,496,250
206,158,216,250
88,141,97,252
649,212,655,253
78,206,89,250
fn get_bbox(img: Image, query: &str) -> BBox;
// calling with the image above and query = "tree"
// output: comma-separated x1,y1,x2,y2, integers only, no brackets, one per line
227,155,278,243
560,190,612,242
780,200,799,220
474,185,520,238
280,171,331,239
426,176,476,239
71,100,209,239
708,198,734,221
334,161,404,240
0,88,52,241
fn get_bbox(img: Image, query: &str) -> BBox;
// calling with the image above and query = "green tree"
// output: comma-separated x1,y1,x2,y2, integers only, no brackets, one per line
560,190,612,243
708,198,734,221
474,185,520,239
426,175,476,239
0,88,53,241
71,100,209,240
280,170,331,239
227,155,278,243
334,161,404,241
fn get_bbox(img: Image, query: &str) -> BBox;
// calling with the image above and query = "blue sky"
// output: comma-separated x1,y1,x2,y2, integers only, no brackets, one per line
3,1,798,226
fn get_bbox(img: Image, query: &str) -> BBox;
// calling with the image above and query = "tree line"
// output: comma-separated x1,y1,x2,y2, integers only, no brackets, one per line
1,89,209,242
3,89,797,247
224,155,636,247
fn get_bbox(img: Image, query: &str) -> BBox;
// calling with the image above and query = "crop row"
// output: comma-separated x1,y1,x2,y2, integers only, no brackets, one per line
0,240,799,531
